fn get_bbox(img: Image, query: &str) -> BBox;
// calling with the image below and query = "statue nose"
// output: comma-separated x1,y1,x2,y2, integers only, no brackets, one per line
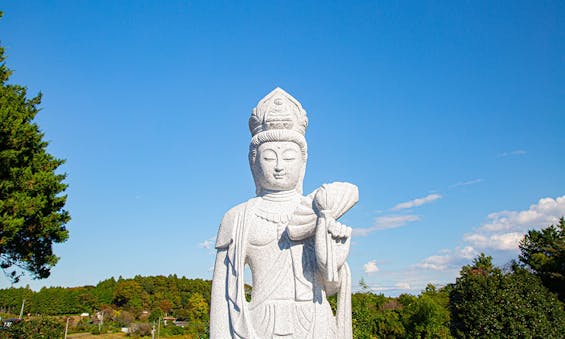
275,160,284,172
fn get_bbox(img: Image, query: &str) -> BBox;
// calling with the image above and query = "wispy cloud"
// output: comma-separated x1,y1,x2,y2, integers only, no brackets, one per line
498,150,527,158
363,260,380,274
353,215,420,236
395,282,411,290
392,194,442,211
358,266,458,295
449,178,484,189
370,282,412,292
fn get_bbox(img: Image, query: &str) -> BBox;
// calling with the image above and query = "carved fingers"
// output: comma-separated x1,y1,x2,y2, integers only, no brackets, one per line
327,219,352,239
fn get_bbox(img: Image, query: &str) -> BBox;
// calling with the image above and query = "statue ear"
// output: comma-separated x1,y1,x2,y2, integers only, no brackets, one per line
249,147,262,196
296,156,307,194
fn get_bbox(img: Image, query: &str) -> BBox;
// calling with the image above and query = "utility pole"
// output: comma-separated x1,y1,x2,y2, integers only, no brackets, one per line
64,317,70,339
157,317,161,339
98,310,104,334
18,299,25,319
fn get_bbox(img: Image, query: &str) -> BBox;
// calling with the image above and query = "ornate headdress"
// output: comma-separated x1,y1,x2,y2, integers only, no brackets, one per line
249,87,308,139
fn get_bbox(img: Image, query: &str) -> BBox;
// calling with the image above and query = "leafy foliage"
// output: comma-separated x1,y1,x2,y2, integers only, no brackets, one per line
0,14,70,282
450,253,565,338
0,268,562,338
351,290,404,338
519,217,565,301
186,292,209,337
4,316,64,338
401,284,452,338
0,275,212,337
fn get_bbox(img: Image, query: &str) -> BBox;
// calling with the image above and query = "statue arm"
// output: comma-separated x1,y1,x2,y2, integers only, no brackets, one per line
210,204,245,338
313,183,357,284
210,248,231,338
315,217,352,271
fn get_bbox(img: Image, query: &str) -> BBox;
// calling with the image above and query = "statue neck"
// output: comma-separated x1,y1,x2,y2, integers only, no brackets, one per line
260,189,299,202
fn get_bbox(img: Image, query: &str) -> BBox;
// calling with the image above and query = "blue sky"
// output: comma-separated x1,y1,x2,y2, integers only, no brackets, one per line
1,1,564,295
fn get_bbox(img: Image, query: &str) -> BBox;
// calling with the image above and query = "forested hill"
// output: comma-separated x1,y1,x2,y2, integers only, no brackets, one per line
0,275,212,317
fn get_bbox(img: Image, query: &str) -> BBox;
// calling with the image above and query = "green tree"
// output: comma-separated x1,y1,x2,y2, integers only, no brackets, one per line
519,217,565,301
450,253,565,338
401,284,452,339
0,13,70,283
351,290,404,338
112,279,143,311
5,316,64,338
149,308,164,323
186,292,209,338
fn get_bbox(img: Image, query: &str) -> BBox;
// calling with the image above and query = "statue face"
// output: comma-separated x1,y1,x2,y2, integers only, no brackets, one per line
255,141,303,192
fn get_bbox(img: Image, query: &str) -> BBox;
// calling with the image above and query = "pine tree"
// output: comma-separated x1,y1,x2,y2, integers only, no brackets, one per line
519,217,565,301
0,13,70,282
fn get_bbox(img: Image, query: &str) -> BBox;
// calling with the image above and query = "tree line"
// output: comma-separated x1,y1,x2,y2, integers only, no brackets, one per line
0,218,564,338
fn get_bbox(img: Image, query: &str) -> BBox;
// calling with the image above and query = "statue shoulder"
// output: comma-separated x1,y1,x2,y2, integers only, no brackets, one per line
215,199,257,249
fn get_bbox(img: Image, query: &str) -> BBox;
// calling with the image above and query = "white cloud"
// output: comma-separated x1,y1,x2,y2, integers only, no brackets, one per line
479,196,565,233
392,194,442,211
458,245,478,259
417,255,451,271
363,260,379,274
369,282,413,292
449,178,484,189
463,232,523,251
417,195,565,273
376,215,421,228
353,215,420,236
498,150,527,158
198,237,216,251
464,195,565,251
395,282,411,290
417,246,478,271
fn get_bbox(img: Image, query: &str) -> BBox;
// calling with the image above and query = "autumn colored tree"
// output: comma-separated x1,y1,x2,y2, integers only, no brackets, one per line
0,12,70,282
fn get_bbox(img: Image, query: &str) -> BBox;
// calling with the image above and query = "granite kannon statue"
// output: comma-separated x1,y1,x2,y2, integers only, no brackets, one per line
210,88,358,338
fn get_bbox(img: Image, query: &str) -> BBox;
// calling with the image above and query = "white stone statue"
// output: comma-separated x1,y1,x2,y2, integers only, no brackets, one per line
210,88,358,338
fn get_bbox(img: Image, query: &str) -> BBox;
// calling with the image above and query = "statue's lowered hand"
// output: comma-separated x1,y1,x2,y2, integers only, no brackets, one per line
327,219,352,239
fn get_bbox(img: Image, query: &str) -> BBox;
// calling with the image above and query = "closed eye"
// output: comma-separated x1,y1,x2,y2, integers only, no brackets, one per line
282,149,298,160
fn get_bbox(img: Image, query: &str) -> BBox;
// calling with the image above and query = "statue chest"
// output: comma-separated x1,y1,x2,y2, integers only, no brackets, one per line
247,218,280,247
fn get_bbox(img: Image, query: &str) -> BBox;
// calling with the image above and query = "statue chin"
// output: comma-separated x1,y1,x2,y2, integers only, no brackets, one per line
210,87,356,339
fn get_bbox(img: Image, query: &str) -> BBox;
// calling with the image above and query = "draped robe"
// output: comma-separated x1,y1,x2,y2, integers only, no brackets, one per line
210,189,354,339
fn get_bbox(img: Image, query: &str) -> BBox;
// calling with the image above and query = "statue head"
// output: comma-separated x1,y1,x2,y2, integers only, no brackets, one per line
248,88,308,195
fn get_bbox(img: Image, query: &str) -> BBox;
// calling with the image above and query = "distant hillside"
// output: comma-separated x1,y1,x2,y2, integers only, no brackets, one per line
0,275,211,317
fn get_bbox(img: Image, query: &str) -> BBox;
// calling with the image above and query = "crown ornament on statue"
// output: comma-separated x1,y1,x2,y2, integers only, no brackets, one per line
249,87,308,137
